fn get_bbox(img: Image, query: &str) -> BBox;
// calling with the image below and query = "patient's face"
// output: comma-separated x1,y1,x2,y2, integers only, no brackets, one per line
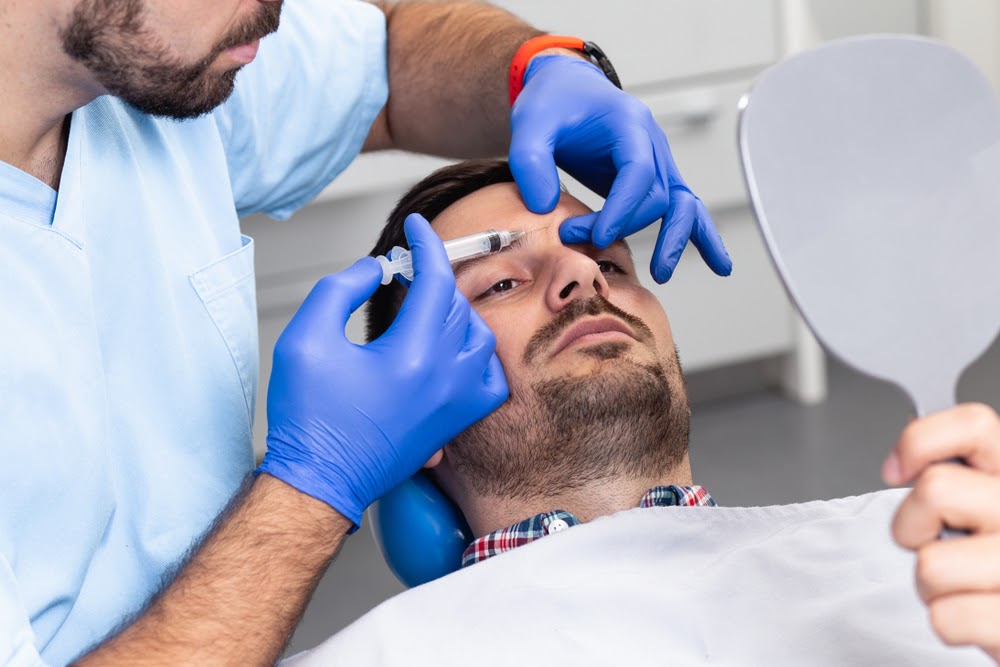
433,184,677,389
428,183,690,501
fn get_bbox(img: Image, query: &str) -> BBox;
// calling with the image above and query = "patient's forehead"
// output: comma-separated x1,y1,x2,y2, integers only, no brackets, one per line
432,182,591,241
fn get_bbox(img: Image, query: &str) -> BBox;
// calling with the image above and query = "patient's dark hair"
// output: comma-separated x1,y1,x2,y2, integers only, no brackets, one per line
365,159,516,343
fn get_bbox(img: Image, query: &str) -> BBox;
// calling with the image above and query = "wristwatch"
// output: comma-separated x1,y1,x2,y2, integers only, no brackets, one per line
509,35,622,106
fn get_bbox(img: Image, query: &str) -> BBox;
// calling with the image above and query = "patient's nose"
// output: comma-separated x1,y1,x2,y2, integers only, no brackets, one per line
546,251,611,312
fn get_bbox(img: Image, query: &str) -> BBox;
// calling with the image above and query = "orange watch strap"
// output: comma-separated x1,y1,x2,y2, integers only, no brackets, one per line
508,35,586,106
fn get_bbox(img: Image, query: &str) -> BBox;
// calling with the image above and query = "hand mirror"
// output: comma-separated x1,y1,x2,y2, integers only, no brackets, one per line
739,35,1000,421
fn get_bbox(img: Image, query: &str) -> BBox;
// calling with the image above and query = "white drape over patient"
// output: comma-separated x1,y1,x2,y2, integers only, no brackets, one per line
288,489,990,666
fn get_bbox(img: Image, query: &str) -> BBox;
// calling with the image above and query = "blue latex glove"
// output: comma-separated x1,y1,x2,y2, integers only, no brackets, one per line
509,55,733,283
258,214,508,529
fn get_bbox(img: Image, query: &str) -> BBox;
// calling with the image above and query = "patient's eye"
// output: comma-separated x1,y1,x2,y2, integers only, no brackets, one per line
478,278,520,299
597,259,625,275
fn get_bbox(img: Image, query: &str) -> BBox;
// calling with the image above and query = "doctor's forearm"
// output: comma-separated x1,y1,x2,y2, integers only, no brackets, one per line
74,474,348,666
365,1,541,156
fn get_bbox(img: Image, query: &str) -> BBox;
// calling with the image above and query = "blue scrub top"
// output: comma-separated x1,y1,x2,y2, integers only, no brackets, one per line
0,2,387,664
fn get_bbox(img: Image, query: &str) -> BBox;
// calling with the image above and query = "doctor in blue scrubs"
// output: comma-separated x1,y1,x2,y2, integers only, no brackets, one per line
0,0,733,664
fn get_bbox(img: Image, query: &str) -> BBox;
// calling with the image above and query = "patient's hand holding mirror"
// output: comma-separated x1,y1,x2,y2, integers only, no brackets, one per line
738,36,1000,501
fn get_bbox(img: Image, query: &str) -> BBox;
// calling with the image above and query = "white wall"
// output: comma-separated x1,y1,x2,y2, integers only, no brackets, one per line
926,0,1000,93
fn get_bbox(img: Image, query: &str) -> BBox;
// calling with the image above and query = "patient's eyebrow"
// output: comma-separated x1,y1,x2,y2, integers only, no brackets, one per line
451,232,529,281
613,238,634,262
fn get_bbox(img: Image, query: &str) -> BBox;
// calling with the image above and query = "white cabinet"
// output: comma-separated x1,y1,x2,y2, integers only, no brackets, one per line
494,0,779,87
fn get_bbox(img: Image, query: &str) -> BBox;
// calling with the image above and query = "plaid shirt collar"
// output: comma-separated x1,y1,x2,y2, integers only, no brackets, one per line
460,485,716,568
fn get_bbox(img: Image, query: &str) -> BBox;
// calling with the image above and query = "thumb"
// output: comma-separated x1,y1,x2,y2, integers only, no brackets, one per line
559,211,601,245
482,352,509,405
392,214,456,340
293,257,383,341
509,116,561,214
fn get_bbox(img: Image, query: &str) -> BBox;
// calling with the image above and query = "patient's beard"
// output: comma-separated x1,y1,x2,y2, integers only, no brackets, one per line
447,299,690,500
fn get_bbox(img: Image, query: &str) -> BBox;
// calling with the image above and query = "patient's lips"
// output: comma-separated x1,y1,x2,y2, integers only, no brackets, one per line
551,316,636,357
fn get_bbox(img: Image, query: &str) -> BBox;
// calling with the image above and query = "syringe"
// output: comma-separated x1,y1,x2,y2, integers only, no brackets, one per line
376,229,525,285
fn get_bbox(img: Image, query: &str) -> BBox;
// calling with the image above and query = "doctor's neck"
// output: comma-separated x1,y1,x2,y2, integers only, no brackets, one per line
0,4,101,190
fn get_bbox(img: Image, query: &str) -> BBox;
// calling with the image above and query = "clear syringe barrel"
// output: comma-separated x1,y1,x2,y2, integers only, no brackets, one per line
376,229,523,285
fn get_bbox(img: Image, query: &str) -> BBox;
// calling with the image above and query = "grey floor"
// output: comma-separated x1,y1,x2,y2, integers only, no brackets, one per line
284,338,1000,657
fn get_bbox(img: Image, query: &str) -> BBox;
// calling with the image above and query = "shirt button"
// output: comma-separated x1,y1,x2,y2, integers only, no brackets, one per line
547,518,569,533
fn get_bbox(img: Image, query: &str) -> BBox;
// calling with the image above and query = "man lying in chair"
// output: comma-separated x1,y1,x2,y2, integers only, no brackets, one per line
365,159,708,567
288,159,1000,666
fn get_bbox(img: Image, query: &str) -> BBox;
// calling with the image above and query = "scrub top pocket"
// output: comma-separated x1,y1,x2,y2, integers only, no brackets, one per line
189,234,259,430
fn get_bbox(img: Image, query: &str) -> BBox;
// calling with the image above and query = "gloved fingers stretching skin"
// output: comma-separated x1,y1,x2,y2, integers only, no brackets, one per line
509,54,731,282
652,192,697,283
588,129,657,248
689,197,731,276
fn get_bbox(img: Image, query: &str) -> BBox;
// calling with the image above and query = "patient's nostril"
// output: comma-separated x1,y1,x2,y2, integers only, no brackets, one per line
559,282,577,300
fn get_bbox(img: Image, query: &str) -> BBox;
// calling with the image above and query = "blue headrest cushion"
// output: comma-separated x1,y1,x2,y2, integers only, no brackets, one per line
370,471,473,588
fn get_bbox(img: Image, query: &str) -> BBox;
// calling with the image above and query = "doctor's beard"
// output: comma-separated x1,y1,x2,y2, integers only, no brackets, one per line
61,0,282,119
446,297,691,500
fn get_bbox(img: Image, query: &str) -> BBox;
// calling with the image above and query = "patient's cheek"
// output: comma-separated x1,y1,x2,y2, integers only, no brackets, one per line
482,347,531,399
480,312,523,358
493,343,519,374
632,293,674,340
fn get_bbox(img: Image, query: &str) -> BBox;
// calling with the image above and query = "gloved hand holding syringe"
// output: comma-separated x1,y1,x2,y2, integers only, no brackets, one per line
376,229,525,285
260,213,509,531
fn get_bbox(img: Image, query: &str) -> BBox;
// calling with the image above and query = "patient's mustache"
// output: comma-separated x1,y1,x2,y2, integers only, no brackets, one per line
523,295,654,364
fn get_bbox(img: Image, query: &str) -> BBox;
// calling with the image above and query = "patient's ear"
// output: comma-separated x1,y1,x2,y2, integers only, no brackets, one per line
423,449,444,468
